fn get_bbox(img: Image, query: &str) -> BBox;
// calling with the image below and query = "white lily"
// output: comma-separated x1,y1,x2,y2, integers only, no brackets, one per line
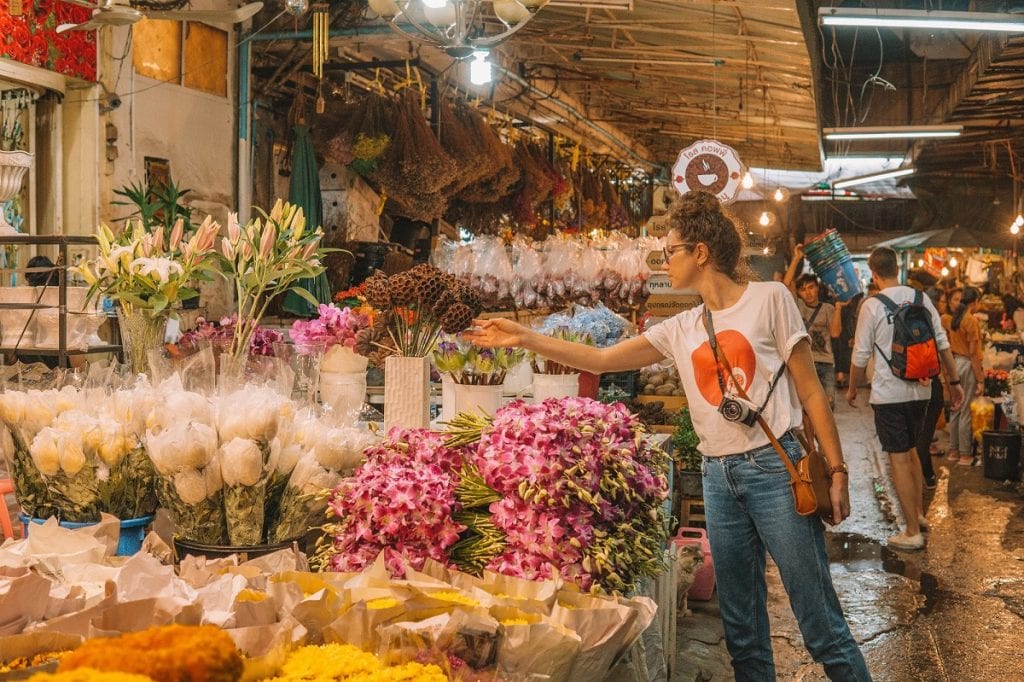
131,257,184,284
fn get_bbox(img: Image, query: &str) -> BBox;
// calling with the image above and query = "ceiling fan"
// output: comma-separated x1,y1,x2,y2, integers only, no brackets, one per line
56,0,263,33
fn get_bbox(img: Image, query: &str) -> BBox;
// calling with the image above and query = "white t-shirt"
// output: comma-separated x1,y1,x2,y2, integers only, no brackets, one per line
643,282,809,457
851,285,950,405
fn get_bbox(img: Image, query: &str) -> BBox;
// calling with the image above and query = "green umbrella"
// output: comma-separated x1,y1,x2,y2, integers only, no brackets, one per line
282,124,332,317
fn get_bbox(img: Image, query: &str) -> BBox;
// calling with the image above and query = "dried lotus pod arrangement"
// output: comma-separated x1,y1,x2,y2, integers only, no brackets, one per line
362,264,483,358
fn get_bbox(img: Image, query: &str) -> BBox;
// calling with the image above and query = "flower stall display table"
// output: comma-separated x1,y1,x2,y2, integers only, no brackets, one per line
0,235,124,368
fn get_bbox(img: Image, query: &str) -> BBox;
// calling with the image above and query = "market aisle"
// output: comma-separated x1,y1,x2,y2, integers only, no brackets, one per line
674,397,1024,681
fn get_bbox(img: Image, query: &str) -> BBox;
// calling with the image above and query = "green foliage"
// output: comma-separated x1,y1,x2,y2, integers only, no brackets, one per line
113,177,194,234
671,407,701,470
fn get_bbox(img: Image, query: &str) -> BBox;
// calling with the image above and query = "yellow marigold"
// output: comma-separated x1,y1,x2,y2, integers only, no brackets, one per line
236,589,268,603
29,668,153,682
361,662,447,682
366,598,400,610
1,651,70,673
58,625,242,682
500,619,529,626
427,591,478,607
270,644,380,681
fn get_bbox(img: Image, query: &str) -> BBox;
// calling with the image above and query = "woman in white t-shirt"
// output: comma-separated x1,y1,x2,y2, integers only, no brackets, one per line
466,191,870,681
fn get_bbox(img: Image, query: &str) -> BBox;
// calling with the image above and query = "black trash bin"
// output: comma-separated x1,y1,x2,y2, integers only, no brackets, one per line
981,431,1021,481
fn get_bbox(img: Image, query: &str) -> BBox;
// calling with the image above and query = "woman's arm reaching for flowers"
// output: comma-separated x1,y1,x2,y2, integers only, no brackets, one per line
463,317,666,374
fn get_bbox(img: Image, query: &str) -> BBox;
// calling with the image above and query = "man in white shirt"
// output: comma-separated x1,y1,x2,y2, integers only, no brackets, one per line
848,247,965,551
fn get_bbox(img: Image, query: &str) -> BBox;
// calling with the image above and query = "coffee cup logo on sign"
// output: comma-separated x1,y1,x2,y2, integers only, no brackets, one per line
671,139,746,205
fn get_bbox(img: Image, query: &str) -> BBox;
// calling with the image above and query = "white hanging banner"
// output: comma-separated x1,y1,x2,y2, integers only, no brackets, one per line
671,139,745,205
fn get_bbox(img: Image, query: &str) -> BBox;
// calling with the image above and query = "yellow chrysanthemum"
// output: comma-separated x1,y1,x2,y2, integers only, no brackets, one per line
427,591,479,607
365,598,400,610
29,668,153,682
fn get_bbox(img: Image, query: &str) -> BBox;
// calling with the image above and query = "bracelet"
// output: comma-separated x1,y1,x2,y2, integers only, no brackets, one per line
948,380,961,386
828,462,849,476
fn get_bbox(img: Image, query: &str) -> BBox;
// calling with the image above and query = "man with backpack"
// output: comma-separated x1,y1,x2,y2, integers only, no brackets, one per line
848,247,964,551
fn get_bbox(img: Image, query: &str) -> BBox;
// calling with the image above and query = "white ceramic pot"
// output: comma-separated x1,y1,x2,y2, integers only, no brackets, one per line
452,382,504,419
532,373,580,403
384,355,430,430
0,151,32,236
320,370,367,423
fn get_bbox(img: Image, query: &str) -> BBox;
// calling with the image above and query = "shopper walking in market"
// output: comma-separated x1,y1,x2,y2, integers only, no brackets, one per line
847,248,965,551
941,286,985,466
467,190,872,682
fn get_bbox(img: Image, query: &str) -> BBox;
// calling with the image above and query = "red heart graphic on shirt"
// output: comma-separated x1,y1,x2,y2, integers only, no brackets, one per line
691,330,757,405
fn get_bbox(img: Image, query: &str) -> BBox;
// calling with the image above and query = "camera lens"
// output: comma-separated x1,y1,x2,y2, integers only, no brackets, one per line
720,398,744,422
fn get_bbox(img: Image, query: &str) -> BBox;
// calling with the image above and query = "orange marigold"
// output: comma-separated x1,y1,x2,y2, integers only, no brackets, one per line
58,624,242,682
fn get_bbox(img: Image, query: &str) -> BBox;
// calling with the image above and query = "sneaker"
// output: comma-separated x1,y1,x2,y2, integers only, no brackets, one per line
958,456,974,466
888,532,925,550
946,451,960,462
924,475,937,490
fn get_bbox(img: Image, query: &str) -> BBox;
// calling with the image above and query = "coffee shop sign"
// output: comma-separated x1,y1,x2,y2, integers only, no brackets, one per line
671,139,745,205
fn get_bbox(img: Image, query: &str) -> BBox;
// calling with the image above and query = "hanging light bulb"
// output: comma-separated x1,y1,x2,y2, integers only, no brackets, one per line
941,267,950,277
741,171,754,189
470,50,492,85
917,258,925,267
424,0,457,27
493,0,530,26
1012,223,1021,236
773,187,785,202
759,211,770,227
949,256,958,267
1015,214,1024,227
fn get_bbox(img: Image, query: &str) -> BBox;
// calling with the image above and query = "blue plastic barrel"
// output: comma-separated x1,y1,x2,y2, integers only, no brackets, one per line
818,257,862,302
19,514,154,556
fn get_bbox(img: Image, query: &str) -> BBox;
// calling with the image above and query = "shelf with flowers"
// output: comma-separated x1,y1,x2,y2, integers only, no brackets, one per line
358,265,484,429
433,336,525,420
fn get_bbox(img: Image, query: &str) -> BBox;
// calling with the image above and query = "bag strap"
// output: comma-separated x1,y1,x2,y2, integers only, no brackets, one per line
701,308,805,487
872,294,897,365
804,303,823,328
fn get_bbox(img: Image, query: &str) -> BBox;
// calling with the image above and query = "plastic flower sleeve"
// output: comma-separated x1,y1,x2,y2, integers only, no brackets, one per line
219,437,272,545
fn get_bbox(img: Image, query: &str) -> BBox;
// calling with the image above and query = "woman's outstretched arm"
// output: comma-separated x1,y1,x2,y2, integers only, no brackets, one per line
463,317,666,374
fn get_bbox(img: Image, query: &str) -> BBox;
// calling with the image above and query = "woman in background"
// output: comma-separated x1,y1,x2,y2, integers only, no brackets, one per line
942,287,984,466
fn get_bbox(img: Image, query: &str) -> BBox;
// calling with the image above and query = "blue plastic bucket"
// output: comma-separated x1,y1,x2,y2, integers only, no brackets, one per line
19,514,154,556
818,256,862,302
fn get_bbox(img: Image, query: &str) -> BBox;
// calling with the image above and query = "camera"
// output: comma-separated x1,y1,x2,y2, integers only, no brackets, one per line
718,395,759,427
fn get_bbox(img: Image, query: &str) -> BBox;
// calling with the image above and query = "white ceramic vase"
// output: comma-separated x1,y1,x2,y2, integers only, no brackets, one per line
0,150,32,236
452,382,504,419
384,355,430,430
532,373,580,403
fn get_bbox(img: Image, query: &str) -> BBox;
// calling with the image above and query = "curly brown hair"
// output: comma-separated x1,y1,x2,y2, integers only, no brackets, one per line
666,190,747,280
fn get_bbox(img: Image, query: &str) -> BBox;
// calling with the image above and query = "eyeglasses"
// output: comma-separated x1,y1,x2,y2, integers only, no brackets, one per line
663,243,692,262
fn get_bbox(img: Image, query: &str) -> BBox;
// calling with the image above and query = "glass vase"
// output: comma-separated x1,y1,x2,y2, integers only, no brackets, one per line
116,307,167,377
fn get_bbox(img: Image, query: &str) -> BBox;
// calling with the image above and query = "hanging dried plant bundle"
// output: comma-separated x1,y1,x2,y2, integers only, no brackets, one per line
375,90,458,198
580,165,608,231
315,93,394,177
444,199,509,236
438,100,502,197
456,116,519,204
386,191,449,223
603,173,630,230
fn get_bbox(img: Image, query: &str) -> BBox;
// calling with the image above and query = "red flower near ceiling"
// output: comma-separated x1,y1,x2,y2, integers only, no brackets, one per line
0,0,96,81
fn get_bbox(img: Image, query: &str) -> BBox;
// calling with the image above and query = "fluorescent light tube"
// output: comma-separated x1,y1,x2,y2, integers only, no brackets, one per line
575,56,723,67
548,0,633,8
819,8,1024,32
833,168,915,190
823,125,962,141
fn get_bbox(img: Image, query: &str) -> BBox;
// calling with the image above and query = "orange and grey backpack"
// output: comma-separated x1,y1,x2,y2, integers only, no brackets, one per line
874,291,941,381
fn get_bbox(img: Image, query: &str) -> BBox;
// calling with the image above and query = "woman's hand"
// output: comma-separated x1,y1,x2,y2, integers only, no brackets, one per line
827,473,851,525
462,318,529,349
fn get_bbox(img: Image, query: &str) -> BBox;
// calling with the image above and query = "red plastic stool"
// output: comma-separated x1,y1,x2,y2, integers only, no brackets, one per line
673,526,716,601
0,478,14,541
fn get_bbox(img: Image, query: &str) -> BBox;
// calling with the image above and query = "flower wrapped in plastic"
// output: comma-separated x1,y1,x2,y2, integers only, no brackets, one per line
290,303,372,373
146,421,225,544
0,389,59,518
219,436,271,545
269,425,379,542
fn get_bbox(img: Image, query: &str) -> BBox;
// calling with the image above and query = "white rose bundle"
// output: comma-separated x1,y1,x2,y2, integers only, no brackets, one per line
146,421,226,544
216,387,284,443
28,426,99,522
218,436,272,546
268,452,344,542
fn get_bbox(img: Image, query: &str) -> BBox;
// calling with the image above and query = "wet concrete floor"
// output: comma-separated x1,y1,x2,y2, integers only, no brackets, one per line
675,398,1024,681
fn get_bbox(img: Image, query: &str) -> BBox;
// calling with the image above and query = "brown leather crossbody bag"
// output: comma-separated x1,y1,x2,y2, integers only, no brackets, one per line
702,308,833,521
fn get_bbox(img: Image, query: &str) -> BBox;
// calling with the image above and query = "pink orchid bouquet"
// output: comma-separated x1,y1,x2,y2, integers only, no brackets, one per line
317,429,469,576
289,304,370,351
178,315,284,357
317,399,670,593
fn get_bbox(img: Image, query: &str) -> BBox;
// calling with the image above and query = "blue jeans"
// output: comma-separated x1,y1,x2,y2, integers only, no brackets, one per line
815,361,836,411
702,433,871,681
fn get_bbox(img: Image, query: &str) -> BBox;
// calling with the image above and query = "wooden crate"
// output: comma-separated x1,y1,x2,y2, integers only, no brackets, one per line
636,394,687,411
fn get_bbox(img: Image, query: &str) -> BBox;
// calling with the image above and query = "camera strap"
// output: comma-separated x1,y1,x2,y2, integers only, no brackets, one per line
702,307,785,419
